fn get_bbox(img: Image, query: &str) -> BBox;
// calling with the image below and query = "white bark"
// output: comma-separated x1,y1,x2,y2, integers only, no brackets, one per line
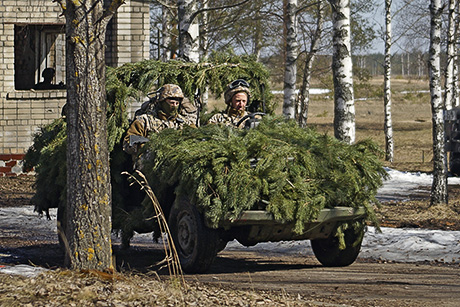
178,0,200,63
384,0,394,162
329,0,355,144
201,0,209,108
429,0,447,205
445,0,458,110
283,0,298,119
201,0,209,60
161,2,173,61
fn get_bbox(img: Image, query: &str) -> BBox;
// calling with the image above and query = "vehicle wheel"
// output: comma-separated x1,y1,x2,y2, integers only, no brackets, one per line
168,198,219,273
311,224,364,267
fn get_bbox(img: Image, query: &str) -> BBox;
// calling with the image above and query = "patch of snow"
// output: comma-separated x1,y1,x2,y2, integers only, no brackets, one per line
271,89,331,95
377,167,460,201
1,168,460,278
0,264,49,277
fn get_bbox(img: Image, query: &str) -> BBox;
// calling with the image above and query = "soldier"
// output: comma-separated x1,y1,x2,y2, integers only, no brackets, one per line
123,84,195,155
207,79,253,128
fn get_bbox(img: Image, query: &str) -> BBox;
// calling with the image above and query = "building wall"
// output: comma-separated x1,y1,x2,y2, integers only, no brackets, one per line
0,0,150,176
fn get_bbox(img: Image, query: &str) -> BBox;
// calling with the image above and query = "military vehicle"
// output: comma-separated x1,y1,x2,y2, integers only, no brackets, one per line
123,116,369,274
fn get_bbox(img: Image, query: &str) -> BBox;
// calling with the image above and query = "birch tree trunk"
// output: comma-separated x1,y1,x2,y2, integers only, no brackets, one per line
384,0,394,162
429,0,448,205
201,0,209,108
444,0,458,110
64,0,123,270
161,1,174,61
298,1,325,127
253,0,263,61
328,0,355,144
283,0,298,119
454,1,459,108
178,0,200,63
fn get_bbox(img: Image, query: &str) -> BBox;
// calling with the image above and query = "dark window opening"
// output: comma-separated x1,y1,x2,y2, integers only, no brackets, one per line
14,24,66,90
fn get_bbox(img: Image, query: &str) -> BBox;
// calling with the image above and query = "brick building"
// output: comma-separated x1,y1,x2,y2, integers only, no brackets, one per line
0,0,150,175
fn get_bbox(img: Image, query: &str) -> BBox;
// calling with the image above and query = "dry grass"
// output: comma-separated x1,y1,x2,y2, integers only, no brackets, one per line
0,270,310,306
303,77,434,172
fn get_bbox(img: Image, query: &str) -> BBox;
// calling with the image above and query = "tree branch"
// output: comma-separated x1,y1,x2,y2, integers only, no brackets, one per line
155,0,177,10
100,0,125,28
190,0,251,23
53,0,66,14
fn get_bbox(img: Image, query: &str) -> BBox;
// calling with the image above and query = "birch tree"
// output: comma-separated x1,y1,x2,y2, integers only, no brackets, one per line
444,0,458,110
298,0,325,127
161,1,175,61
178,0,200,62
384,0,394,162
328,0,355,144
429,0,448,205
58,0,124,270
283,0,299,119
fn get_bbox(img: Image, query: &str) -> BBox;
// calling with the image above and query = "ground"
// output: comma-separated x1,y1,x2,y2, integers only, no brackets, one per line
1,175,460,306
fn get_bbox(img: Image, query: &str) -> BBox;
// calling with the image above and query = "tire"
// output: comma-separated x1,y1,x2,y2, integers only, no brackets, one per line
311,224,364,267
168,198,219,273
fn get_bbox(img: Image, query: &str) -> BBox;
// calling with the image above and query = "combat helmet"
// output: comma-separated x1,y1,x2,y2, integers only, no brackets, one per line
147,84,184,102
224,79,251,105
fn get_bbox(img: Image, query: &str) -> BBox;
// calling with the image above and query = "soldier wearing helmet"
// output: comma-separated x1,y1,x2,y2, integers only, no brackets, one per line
123,84,196,155
207,79,252,128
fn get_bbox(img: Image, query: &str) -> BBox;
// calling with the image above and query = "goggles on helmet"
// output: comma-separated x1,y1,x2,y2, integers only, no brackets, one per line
229,79,250,90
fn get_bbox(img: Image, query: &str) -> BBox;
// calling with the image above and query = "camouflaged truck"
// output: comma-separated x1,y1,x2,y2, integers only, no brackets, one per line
127,114,368,274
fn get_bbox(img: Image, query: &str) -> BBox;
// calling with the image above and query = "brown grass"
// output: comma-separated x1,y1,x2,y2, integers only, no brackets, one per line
0,270,307,306
302,77,434,172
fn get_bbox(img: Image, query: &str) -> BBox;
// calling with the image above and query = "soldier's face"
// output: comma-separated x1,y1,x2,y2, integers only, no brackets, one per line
161,98,181,116
231,92,247,111
166,98,180,108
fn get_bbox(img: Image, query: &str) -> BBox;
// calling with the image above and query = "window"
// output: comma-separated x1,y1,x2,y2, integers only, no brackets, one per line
14,24,66,90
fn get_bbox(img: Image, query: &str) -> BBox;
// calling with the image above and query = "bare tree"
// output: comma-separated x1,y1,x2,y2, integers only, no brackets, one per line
298,0,326,127
283,0,299,119
59,0,124,270
329,0,355,144
384,0,394,162
429,0,448,205
161,0,175,61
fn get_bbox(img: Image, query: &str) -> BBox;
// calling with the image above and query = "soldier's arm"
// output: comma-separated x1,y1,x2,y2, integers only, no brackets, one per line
123,119,147,154
207,113,223,124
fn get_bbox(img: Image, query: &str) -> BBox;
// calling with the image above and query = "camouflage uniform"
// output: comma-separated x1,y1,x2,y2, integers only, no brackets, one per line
207,80,252,128
123,84,195,155
207,109,249,129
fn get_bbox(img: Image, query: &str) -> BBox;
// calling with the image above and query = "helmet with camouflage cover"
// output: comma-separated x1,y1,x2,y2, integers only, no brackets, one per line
224,79,251,105
147,84,185,102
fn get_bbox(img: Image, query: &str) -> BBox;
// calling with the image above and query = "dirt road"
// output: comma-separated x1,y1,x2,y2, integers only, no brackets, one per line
2,223,459,307
1,176,460,306
202,251,460,306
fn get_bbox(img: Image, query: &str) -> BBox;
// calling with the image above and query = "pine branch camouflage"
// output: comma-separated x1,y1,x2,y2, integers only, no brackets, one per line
24,53,387,240
140,117,387,234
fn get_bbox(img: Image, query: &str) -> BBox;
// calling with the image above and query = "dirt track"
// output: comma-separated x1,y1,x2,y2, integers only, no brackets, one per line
1,212,460,307
1,176,460,306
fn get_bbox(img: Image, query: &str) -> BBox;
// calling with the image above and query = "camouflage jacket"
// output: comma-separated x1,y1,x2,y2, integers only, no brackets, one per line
207,110,249,129
123,109,195,155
